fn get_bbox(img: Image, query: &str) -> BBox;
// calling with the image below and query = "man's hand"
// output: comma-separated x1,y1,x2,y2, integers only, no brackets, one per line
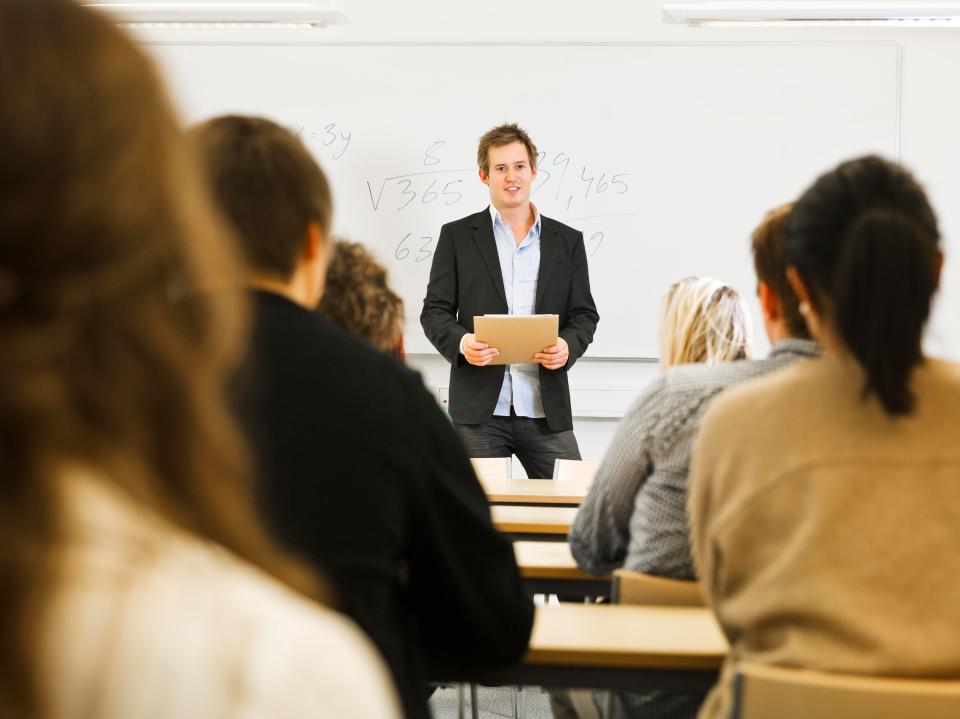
535,337,569,370
462,333,500,366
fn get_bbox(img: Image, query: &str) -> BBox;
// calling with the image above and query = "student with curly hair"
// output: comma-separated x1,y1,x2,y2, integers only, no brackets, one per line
318,239,405,357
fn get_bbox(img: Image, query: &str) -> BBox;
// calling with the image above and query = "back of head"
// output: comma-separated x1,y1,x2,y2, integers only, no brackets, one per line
190,115,333,280
317,240,405,355
786,155,941,415
659,277,751,369
0,3,317,715
751,203,811,340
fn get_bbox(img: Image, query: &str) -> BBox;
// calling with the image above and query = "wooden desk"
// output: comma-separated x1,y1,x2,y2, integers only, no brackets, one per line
514,541,610,597
435,603,727,692
491,505,577,536
481,476,592,506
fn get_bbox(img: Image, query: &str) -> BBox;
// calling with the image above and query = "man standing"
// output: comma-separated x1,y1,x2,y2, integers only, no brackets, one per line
421,124,599,479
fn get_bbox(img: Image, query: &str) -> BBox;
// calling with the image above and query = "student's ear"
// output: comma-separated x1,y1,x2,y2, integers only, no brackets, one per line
303,221,329,306
786,265,824,342
758,281,782,325
479,168,490,187
303,221,323,261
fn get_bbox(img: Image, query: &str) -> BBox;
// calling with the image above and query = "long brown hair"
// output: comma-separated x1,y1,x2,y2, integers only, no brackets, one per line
0,2,321,716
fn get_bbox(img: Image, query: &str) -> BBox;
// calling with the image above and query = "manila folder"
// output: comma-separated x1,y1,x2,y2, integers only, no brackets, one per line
473,314,559,365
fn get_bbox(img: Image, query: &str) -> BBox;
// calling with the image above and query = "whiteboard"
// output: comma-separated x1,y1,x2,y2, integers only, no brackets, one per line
148,42,901,357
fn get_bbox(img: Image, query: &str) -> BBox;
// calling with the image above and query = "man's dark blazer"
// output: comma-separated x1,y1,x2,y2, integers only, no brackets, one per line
421,208,599,432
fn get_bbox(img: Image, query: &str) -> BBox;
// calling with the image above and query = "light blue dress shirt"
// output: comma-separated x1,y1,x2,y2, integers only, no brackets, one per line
490,204,545,418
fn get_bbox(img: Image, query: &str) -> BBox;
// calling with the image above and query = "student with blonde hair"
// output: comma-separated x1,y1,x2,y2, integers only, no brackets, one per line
566,208,820,718
0,2,398,718
690,156,960,719
658,276,752,369
569,274,752,585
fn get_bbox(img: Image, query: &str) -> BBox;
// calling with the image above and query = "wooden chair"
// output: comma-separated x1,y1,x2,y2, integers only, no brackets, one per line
598,570,705,716
470,456,511,481
731,661,960,719
552,458,601,482
611,568,704,607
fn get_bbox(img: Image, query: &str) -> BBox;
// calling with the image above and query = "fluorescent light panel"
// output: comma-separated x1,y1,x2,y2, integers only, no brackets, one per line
664,1,960,25
84,2,349,27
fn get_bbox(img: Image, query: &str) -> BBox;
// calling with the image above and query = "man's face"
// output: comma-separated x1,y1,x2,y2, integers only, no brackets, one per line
480,141,537,210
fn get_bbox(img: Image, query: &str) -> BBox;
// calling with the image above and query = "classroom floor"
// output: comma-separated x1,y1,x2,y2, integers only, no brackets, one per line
429,685,554,719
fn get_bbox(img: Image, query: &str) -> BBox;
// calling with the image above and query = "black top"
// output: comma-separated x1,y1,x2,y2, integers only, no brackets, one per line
234,291,533,719
420,209,599,431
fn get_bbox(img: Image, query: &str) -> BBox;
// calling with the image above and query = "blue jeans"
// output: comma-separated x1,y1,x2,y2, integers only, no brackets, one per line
455,411,581,479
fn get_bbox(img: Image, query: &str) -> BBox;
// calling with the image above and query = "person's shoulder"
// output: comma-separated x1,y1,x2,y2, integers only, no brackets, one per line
252,291,407,373
701,356,821,435
922,357,960,386
312,318,434,405
665,347,815,397
53,475,402,718
441,208,489,234
914,357,960,417
161,532,401,718
539,214,582,240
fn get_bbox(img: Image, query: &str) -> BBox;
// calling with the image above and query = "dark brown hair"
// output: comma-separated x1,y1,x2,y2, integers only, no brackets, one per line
751,203,811,340
0,2,321,715
317,240,405,355
786,155,940,415
190,115,333,280
477,123,538,175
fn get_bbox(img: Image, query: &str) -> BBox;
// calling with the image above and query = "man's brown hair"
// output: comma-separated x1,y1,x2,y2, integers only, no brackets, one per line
751,203,811,339
477,123,538,175
317,239,404,355
190,115,333,280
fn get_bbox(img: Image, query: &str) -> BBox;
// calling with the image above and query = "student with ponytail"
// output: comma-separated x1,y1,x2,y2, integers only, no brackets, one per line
689,156,960,719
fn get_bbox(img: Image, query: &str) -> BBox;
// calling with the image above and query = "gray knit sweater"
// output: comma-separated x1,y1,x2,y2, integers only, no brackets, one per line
569,339,820,579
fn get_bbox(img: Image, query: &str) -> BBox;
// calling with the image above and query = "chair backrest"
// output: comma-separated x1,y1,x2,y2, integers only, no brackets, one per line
470,456,511,481
552,458,601,482
732,662,960,719
611,568,704,607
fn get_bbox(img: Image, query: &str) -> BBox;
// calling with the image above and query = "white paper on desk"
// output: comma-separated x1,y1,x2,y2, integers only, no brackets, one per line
473,314,559,365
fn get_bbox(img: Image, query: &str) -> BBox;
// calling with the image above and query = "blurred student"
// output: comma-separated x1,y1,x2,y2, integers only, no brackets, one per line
192,115,533,719
0,2,400,718
557,276,750,719
690,156,960,719
317,239,405,358
571,208,818,582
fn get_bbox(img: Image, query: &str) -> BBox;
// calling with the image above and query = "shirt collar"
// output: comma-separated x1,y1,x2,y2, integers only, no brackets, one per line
490,203,542,237
769,337,821,359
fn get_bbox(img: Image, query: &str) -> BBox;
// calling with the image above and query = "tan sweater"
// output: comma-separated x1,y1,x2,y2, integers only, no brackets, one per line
689,356,960,719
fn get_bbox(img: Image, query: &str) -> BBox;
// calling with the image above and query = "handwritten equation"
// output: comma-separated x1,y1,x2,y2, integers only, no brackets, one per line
390,220,622,266
296,122,352,161
533,150,630,211
366,169,469,212
365,143,632,215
